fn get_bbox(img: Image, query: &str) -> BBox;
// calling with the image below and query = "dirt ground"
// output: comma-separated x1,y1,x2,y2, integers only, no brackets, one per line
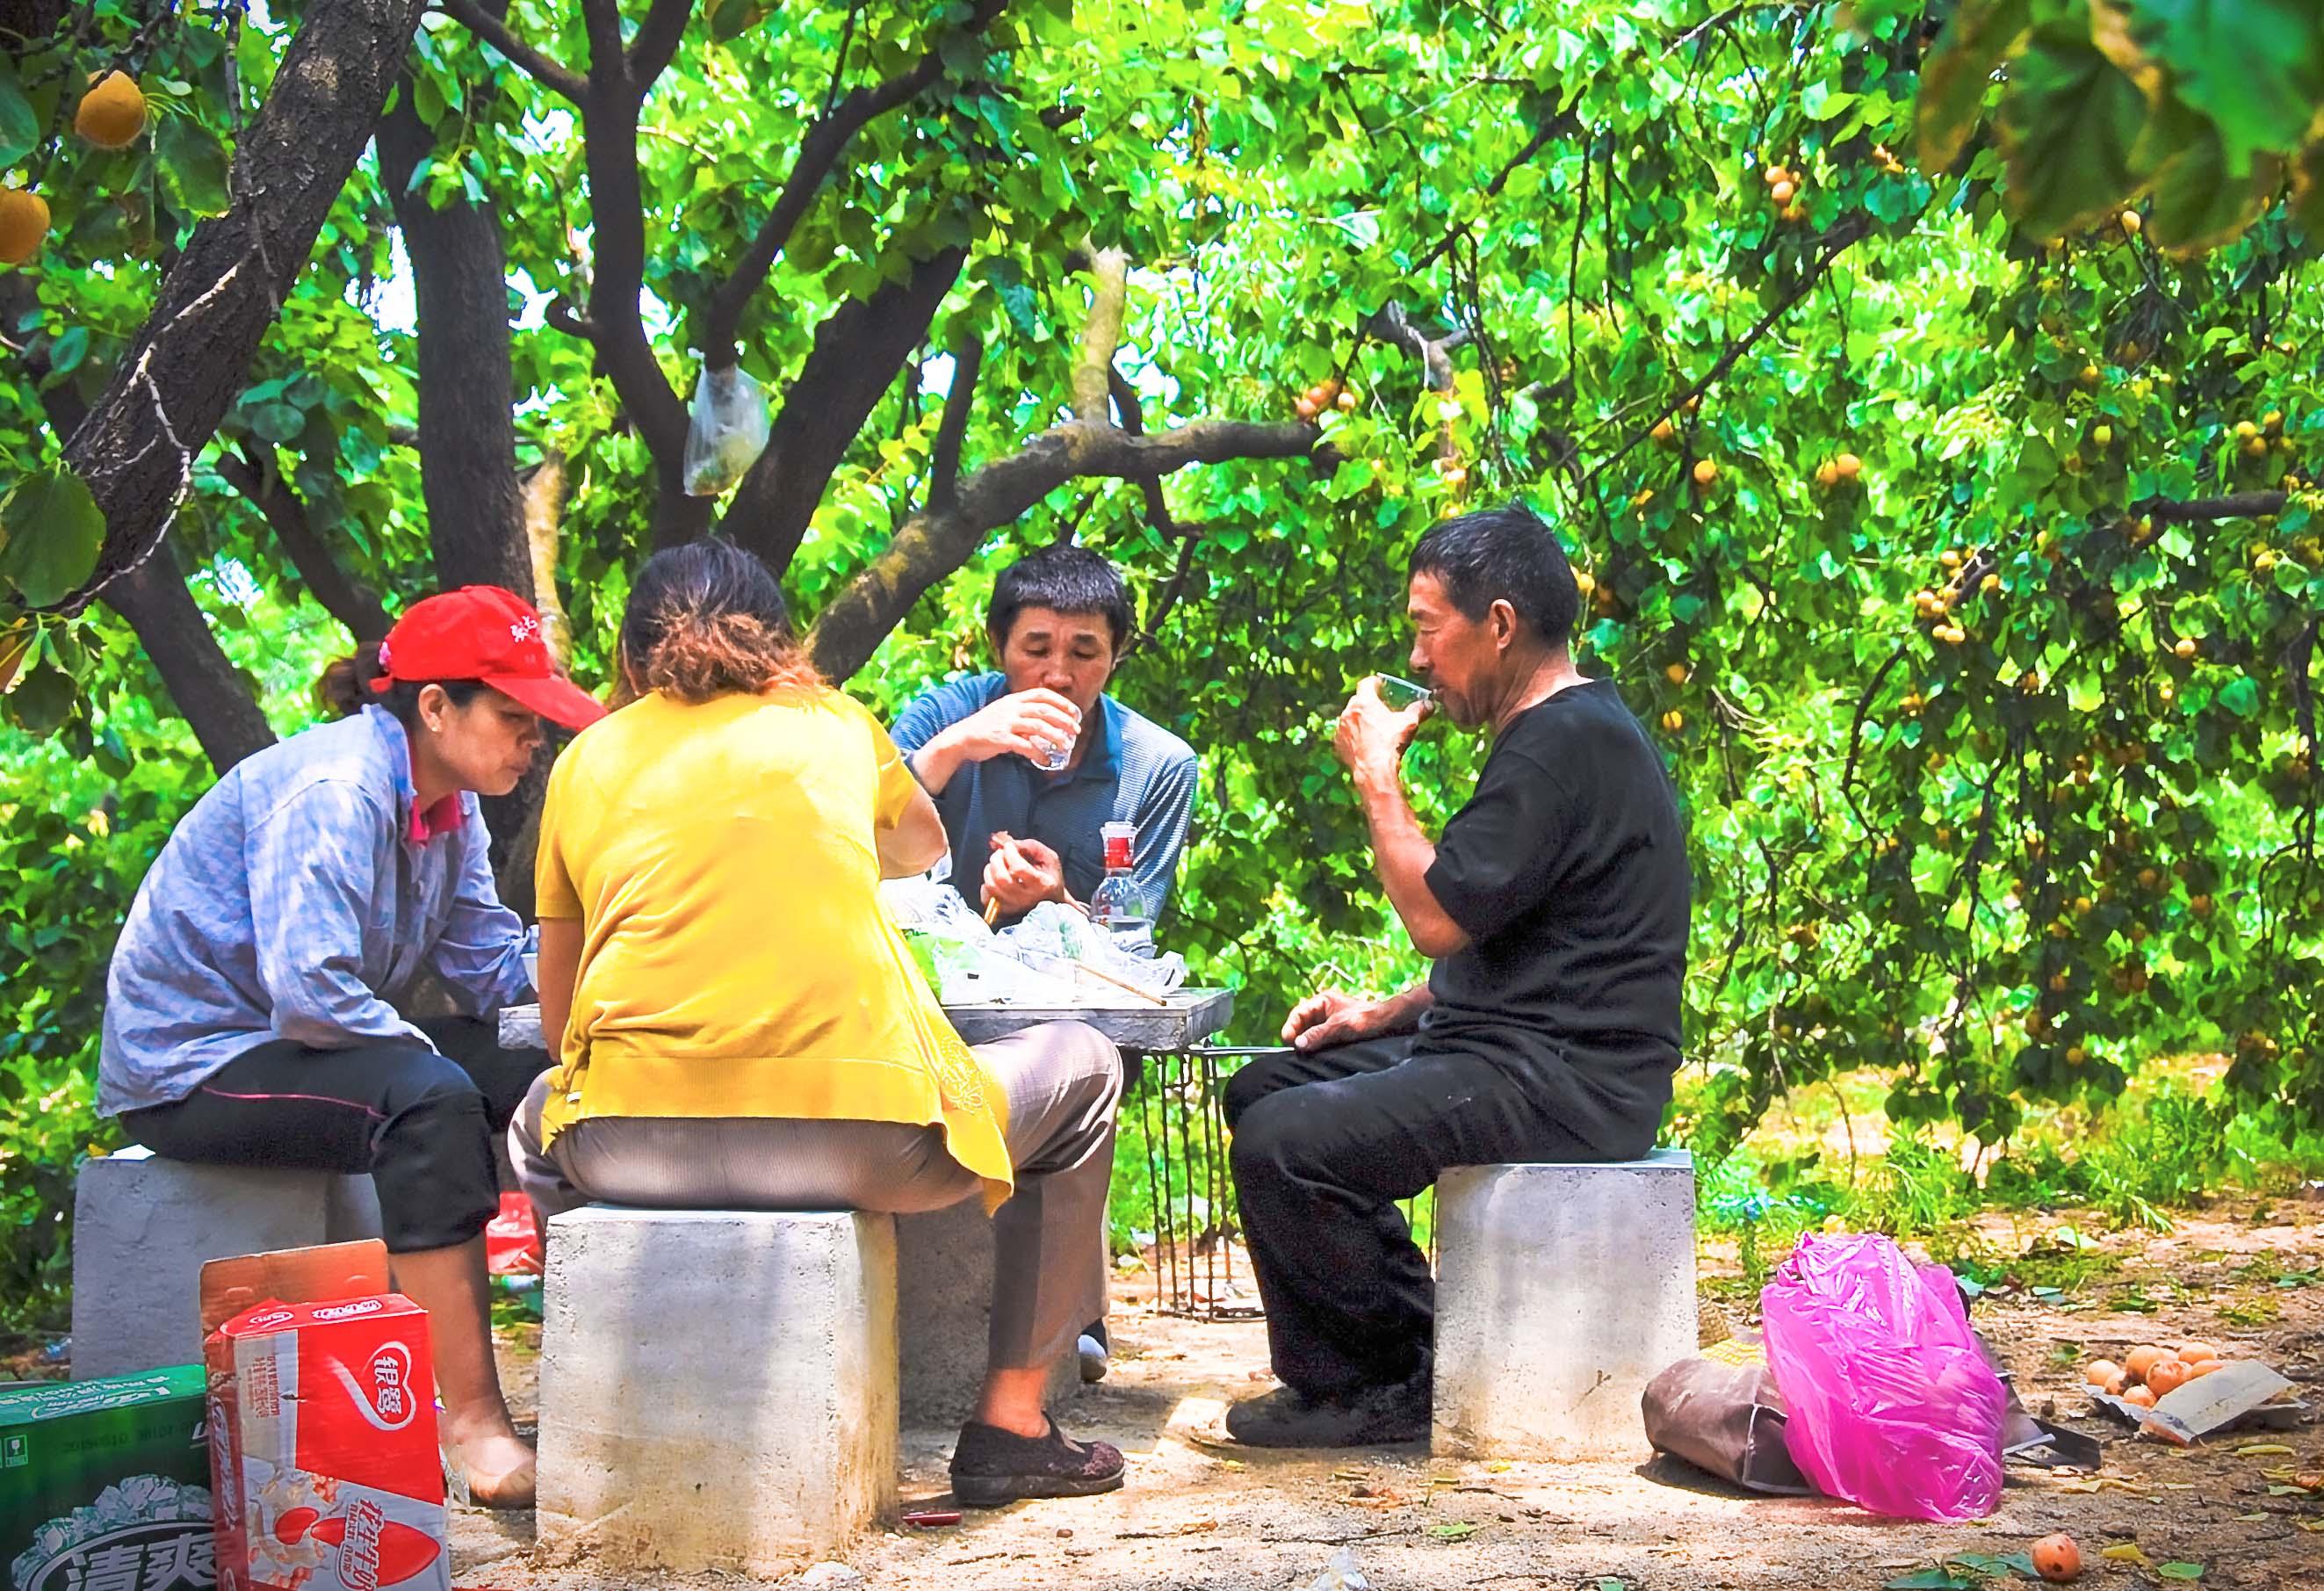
451,1198,2324,1591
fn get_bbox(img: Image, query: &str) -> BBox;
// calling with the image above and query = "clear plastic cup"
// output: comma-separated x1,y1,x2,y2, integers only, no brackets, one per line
1041,740,1072,771
1375,674,1433,712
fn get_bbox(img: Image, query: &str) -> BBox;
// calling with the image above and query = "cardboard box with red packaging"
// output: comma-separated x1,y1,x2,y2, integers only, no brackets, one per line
200,1242,450,1591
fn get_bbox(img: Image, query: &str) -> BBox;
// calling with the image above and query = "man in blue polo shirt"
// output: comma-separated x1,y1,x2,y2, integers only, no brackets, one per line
893,546,1198,1385
893,545,1198,944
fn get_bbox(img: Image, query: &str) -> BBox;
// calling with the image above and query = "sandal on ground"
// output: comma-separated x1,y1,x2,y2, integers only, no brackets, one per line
949,1415,1125,1507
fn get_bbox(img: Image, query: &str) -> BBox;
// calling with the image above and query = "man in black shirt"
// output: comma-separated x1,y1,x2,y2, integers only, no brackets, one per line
1223,502,1690,1448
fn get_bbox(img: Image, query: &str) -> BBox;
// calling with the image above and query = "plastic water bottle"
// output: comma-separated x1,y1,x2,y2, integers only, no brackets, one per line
1088,821,1153,955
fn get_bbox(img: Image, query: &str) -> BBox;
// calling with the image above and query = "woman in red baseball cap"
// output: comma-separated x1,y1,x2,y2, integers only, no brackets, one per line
100,585,603,1508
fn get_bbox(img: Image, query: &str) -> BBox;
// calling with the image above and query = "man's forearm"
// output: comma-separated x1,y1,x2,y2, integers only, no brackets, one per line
908,727,970,795
1353,764,1469,957
1375,983,1434,1031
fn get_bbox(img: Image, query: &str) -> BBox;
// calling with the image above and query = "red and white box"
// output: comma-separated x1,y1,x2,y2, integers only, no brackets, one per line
201,1244,451,1591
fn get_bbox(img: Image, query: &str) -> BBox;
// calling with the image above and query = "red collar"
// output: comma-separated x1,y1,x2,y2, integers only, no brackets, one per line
408,792,465,843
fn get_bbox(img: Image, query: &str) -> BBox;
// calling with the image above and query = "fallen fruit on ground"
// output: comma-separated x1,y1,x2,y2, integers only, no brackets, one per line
2083,1360,2121,1387
2146,1359,2193,1396
0,187,49,265
76,71,148,148
2176,1341,2218,1362
2125,1345,2171,1380
2032,1532,2082,1582
2122,1384,2157,1407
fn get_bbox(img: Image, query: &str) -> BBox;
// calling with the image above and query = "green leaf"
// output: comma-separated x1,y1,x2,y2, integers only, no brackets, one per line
2217,676,2261,718
2127,0,2324,173
1996,26,2148,238
1914,0,2032,171
1883,1570,1975,1590
1426,1522,1477,1541
250,402,307,444
2156,1564,2205,1581
5,663,75,733
157,112,235,218
47,325,87,376
2144,119,2283,251
0,465,105,606
0,61,38,168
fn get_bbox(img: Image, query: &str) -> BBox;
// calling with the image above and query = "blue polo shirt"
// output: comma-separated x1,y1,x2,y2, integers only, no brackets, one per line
891,672,1198,929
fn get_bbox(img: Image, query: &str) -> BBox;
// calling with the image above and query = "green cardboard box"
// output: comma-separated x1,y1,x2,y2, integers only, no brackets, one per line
0,1368,212,1591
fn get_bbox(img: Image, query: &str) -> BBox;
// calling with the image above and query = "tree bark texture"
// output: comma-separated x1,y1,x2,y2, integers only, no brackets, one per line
722,248,966,575
53,0,432,611
377,53,533,601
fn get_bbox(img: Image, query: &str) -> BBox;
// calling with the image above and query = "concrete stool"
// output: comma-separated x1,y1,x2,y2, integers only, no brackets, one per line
70,1146,381,1378
537,1207,899,1572
1432,1149,1697,1459
896,1199,1081,1426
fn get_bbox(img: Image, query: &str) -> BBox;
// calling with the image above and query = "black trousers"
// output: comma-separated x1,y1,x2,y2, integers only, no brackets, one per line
1223,1036,1599,1400
119,1017,549,1254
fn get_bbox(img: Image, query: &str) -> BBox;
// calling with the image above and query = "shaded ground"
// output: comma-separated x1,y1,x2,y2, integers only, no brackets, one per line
451,1196,2323,1590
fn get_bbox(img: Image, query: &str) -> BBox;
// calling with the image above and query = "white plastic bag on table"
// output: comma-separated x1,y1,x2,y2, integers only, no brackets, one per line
682,364,770,495
1000,901,1187,994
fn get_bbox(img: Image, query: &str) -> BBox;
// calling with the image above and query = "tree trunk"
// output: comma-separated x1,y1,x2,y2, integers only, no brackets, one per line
54,0,432,611
377,60,531,599
377,30,550,879
722,248,965,576
99,540,278,774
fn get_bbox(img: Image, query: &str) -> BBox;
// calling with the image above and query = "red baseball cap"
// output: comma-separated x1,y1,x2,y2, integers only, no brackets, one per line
372,586,606,730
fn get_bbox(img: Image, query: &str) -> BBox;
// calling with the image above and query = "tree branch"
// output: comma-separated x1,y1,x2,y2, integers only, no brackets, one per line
575,0,695,537
720,246,968,573
1072,245,1130,423
47,0,432,611
215,445,393,641
1411,112,1573,277
2141,491,2288,523
1582,213,1871,492
699,0,1007,366
437,0,584,100
805,416,1320,679
101,540,279,774
627,0,695,91
1108,365,1175,537
929,335,984,514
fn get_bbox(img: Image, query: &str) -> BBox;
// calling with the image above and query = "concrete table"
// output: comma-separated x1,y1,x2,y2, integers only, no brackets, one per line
498,987,1234,1054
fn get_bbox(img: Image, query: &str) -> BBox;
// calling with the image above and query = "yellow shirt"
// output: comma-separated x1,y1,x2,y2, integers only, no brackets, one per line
532,687,1012,1209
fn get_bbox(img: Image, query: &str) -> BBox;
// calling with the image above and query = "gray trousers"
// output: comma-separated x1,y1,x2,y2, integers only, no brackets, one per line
510,1021,1121,1373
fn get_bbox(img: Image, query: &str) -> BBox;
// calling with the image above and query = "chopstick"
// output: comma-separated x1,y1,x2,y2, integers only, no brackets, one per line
984,898,1001,927
1073,957,1170,1007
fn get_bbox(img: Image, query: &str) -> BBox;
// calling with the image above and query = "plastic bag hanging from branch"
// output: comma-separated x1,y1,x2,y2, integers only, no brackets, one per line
682,364,771,495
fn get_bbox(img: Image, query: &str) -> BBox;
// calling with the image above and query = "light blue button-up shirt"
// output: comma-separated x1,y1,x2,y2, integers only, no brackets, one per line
98,705,530,1115
890,673,1199,929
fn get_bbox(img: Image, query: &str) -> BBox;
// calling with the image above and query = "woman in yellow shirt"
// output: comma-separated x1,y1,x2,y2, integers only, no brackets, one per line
512,540,1125,1506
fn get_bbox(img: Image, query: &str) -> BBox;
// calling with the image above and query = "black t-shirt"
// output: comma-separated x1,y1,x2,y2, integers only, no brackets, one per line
1419,678,1690,1156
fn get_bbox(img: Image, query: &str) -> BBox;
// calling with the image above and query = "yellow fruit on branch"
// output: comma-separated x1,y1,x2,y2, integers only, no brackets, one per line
1815,460,1839,489
2118,209,2141,237
1650,417,1677,444
2235,419,2259,441
2092,423,2112,446
1770,179,1797,205
0,187,51,266
1692,458,1718,486
2173,637,2197,660
1833,452,1862,480
76,70,148,150
1664,662,1689,684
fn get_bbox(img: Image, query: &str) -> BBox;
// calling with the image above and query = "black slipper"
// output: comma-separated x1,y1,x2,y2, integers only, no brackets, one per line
949,1414,1126,1507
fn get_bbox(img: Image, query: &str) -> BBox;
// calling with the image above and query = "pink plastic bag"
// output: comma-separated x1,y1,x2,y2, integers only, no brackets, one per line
1759,1232,2006,1521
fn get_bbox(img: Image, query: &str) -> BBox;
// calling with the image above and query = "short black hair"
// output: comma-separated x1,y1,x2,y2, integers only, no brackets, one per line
1408,502,1580,648
987,545,1134,652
